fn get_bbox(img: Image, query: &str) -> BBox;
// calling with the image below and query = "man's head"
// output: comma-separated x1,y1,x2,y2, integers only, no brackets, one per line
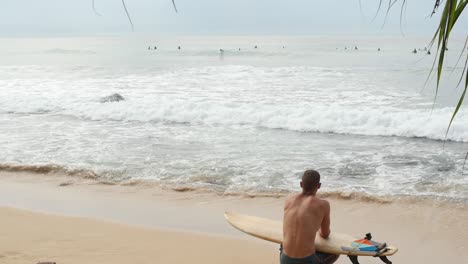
300,170,321,194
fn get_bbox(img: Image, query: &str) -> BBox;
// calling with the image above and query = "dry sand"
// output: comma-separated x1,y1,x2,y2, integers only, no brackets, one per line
0,207,277,264
0,171,467,264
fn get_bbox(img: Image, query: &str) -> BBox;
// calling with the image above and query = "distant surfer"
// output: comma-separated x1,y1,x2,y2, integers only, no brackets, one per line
154,46,157,50
148,46,151,50
412,48,417,54
254,45,258,49
354,46,358,50
281,170,339,264
178,46,181,50
378,48,381,51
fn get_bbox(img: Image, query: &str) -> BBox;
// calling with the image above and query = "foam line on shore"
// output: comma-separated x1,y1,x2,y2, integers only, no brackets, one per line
2,162,466,207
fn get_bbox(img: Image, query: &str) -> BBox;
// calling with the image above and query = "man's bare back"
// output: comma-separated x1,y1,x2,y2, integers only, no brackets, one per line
280,170,338,264
283,193,330,257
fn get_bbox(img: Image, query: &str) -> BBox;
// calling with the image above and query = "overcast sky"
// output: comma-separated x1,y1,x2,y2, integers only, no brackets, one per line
0,0,467,36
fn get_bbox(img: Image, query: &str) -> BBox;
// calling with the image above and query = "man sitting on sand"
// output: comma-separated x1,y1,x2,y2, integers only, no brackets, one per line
281,170,339,264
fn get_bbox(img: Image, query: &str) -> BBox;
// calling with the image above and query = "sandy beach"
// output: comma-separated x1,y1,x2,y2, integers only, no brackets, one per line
0,207,278,264
0,171,467,264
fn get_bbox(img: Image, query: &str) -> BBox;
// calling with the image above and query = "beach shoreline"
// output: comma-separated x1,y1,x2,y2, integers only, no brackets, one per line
2,162,467,206
1,171,468,264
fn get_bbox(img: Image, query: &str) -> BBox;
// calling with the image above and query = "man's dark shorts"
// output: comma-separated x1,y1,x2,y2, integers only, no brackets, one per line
280,251,339,264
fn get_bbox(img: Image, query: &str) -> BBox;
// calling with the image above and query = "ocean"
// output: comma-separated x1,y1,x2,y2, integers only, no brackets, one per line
1,34,467,203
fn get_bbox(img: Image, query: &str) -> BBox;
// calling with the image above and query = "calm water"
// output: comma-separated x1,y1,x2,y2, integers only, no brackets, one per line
1,34,467,201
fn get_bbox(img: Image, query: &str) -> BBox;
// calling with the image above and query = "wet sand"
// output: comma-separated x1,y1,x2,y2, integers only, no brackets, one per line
0,171,467,264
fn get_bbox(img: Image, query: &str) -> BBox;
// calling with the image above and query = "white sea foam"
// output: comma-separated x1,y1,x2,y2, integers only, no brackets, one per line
1,63,467,142
1,35,468,202
1,88,467,142
128,102,465,142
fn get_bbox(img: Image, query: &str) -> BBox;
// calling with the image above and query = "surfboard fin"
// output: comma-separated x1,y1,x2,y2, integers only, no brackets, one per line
347,255,393,264
348,255,360,264
379,256,392,264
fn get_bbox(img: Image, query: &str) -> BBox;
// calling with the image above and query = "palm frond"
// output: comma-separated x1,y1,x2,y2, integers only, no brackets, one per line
449,36,468,79
372,0,467,134
172,0,178,13
399,0,407,36
431,0,442,16
381,0,399,29
121,0,134,31
112,0,178,30
371,0,383,22
430,0,467,137
92,0,102,16
446,57,467,136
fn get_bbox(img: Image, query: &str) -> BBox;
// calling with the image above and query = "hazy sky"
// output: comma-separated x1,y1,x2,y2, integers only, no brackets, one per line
1,0,467,36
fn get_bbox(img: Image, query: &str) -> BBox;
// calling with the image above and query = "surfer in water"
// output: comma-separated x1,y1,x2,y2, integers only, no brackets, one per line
281,170,339,264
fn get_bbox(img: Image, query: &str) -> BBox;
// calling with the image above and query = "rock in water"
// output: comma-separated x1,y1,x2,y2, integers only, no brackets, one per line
100,93,125,103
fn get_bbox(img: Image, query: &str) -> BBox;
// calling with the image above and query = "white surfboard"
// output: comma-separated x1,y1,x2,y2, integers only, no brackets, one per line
224,212,398,258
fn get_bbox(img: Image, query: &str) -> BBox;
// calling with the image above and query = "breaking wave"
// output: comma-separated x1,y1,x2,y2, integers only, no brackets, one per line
3,98,467,142
1,63,467,142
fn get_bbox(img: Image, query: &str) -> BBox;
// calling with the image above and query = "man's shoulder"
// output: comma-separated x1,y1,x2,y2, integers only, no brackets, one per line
307,196,329,208
285,193,299,203
318,198,330,210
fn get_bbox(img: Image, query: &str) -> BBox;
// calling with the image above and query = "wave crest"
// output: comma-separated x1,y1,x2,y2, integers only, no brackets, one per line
75,100,468,142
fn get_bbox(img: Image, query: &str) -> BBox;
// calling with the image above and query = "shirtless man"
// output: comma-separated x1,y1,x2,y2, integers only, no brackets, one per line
281,170,339,264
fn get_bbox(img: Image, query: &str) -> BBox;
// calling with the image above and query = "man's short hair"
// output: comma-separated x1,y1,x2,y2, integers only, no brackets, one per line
302,170,320,192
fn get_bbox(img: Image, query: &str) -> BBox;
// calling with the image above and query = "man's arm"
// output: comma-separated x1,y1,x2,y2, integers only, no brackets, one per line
284,195,291,211
319,200,331,239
